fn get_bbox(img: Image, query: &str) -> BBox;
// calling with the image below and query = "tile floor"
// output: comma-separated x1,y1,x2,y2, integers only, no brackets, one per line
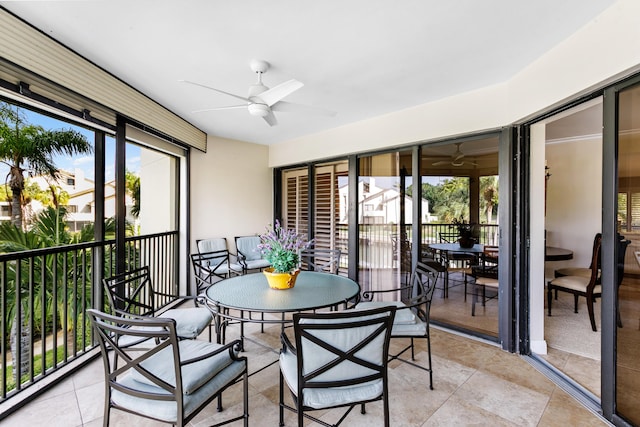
1,320,610,427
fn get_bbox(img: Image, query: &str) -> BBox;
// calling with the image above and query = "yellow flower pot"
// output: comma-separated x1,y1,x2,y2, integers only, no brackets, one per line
263,268,300,290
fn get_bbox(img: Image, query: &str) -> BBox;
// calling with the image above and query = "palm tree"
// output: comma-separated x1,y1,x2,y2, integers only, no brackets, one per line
1,207,119,386
0,103,92,229
0,103,91,383
125,170,140,218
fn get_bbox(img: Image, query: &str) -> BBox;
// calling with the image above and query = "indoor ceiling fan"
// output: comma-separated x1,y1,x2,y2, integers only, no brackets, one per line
180,59,335,127
432,143,478,167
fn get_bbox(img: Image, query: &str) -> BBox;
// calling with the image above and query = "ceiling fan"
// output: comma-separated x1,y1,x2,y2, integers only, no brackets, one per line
432,143,478,167
180,59,335,127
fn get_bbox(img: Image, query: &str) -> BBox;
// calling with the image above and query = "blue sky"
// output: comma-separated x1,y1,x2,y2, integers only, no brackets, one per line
0,106,140,184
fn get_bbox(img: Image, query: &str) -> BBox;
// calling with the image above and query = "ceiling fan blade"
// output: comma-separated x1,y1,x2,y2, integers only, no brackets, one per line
262,111,278,126
272,101,336,117
179,80,250,103
259,79,303,107
432,161,450,166
192,105,247,113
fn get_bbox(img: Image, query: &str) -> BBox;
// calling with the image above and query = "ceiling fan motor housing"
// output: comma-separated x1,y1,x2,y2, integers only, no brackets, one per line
248,102,270,117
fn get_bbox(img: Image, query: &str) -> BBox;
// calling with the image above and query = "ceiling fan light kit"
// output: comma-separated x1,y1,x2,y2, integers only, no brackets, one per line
248,103,270,117
180,59,334,127
432,142,478,167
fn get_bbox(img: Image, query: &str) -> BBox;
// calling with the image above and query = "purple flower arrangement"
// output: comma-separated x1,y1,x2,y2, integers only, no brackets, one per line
257,220,313,273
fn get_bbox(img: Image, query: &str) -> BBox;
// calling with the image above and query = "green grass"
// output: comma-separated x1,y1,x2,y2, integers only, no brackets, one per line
4,327,92,392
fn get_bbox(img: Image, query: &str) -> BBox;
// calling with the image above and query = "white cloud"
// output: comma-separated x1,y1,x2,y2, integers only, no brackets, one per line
73,156,94,166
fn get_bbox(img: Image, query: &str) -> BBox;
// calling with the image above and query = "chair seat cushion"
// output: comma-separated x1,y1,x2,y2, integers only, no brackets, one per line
422,259,447,272
206,262,244,276
243,259,271,270
355,301,415,324
113,358,245,423
555,267,599,279
475,277,499,288
160,307,212,339
279,349,383,409
549,275,601,294
131,339,235,395
354,301,427,336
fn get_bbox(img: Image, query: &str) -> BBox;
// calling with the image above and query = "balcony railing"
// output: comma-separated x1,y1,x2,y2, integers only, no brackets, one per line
0,231,178,405
339,222,499,268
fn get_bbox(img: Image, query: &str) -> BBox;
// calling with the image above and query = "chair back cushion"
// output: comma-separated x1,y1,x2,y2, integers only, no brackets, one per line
298,311,390,383
280,306,395,409
197,238,227,253
236,236,263,261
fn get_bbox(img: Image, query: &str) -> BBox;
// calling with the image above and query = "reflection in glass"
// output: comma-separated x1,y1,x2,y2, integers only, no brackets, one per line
358,151,412,293
616,83,640,425
314,161,348,275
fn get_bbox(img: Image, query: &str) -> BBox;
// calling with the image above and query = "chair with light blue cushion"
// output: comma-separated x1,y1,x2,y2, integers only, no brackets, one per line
87,309,249,427
196,238,244,282
103,266,213,341
235,235,271,273
355,261,438,390
279,306,396,427
191,250,238,291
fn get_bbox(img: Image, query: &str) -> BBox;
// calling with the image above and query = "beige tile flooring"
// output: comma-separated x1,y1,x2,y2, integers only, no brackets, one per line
1,320,611,427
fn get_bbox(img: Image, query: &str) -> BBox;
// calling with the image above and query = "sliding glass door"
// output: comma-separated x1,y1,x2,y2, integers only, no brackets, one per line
358,150,413,292
421,136,500,337
614,82,640,426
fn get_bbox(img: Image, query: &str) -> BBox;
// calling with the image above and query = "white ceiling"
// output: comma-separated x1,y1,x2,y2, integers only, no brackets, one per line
1,1,617,145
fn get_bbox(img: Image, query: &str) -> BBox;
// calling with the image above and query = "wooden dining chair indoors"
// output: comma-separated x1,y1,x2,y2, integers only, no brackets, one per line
554,233,601,280
547,234,602,331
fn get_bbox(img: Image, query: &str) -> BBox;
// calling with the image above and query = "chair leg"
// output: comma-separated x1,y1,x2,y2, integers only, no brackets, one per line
617,292,623,328
410,337,415,360
361,403,366,414
443,270,449,298
279,371,285,427
463,271,467,302
472,283,478,316
573,294,579,313
587,297,597,332
243,369,249,427
427,333,434,390
547,285,552,316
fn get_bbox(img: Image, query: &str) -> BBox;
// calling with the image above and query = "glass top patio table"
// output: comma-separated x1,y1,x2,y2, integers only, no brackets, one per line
428,242,485,254
205,271,360,314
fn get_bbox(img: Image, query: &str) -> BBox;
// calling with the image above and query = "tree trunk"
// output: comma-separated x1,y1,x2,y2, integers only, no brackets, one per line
10,190,22,228
10,309,30,385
